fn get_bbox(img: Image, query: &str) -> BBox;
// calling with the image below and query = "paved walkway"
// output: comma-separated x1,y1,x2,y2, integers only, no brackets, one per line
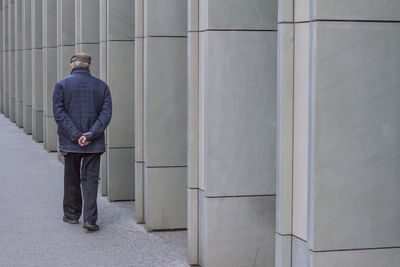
0,115,188,267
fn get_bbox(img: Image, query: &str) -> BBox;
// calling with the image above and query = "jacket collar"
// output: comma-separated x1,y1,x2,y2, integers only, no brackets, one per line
71,67,91,75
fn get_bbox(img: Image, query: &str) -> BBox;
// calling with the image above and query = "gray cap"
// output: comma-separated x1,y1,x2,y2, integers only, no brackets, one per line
70,53,91,64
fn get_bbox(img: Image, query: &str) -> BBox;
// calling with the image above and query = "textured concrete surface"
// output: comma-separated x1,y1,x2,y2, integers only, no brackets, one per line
0,115,188,266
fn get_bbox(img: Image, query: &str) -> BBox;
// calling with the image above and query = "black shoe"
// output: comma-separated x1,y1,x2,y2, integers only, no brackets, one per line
83,222,99,231
63,215,79,224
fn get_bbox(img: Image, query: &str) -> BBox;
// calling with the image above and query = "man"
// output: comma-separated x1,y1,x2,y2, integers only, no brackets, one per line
53,53,112,231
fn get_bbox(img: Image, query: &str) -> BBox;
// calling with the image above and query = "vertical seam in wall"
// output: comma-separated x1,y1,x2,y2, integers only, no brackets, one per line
196,0,200,263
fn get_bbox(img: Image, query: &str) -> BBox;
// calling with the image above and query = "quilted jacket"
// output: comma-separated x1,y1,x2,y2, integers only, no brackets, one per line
53,67,112,153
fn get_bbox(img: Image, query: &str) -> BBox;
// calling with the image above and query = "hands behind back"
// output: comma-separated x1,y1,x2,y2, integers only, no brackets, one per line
78,132,91,147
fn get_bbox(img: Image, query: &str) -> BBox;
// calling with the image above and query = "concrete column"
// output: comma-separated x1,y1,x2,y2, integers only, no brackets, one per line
141,0,188,231
14,0,22,127
277,1,400,266
99,0,108,196
31,0,43,142
0,1,3,115
105,0,135,201
22,0,31,134
42,0,57,151
134,0,144,223
189,1,277,266
2,1,8,117
8,0,15,122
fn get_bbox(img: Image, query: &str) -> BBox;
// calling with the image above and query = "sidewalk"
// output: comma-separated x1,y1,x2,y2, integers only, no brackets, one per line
0,115,188,267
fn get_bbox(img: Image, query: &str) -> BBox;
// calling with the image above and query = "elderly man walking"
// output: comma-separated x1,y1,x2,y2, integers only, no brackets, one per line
53,53,112,231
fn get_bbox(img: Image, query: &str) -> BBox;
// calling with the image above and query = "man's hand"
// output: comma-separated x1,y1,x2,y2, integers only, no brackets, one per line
78,132,91,147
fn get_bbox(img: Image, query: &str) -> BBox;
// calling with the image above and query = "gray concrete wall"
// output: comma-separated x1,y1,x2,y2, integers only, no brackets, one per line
42,0,57,152
22,0,31,134
31,0,43,142
106,0,135,201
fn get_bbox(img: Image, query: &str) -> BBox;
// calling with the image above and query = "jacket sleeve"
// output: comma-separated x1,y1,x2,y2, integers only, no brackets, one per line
85,85,112,142
52,82,83,142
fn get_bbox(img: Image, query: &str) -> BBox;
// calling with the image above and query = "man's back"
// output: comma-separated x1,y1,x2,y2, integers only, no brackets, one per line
53,67,112,153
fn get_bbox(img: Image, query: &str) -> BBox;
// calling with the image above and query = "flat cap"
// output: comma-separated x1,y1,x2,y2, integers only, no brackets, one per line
70,53,91,64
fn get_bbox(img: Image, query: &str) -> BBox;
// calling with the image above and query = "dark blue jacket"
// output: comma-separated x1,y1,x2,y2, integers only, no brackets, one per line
53,68,112,153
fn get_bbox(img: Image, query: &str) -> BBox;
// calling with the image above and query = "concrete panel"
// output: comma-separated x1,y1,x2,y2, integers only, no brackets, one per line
134,38,143,161
44,116,57,152
278,0,293,22
8,50,15,122
107,0,134,41
275,234,292,267
188,0,198,32
31,49,43,111
204,31,276,197
134,162,144,223
43,0,57,48
293,22,310,241
43,47,57,118
188,32,199,189
144,0,187,36
310,248,400,267
292,236,309,267
277,23,294,235
100,152,107,196
22,0,31,50
107,147,135,201
60,0,75,45
311,0,400,21
32,109,43,142
294,0,311,22
309,22,400,251
22,49,32,133
106,40,135,148
100,0,107,42
199,193,276,267
100,41,107,81
80,0,100,43
15,50,24,127
200,0,277,31
145,37,187,166
135,0,144,38
57,45,75,79
31,0,42,49
187,188,199,265
144,167,187,230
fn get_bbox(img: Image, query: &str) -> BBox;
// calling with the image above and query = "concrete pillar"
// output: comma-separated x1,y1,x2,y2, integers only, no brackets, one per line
42,0,57,151
189,1,277,266
8,0,14,122
140,0,188,231
0,1,3,115
22,0,31,134
105,0,135,201
134,0,144,223
2,1,8,118
14,0,22,127
277,1,400,266
99,0,107,196
31,0,43,142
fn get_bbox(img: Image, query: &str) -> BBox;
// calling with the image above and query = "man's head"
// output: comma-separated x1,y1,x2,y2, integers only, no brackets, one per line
70,53,92,70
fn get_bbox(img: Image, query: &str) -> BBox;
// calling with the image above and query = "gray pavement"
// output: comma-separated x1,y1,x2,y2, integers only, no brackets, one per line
0,115,188,267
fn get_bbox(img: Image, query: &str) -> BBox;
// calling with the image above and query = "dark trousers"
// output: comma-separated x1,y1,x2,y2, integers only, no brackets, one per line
63,152,102,224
